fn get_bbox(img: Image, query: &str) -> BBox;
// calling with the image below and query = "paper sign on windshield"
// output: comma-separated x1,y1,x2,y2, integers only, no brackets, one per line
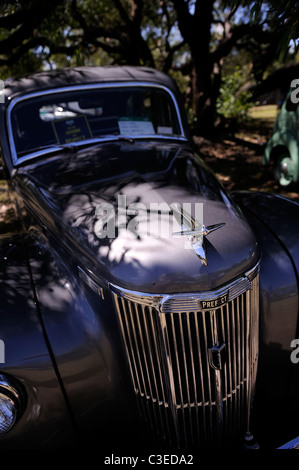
118,118,154,135
52,115,93,144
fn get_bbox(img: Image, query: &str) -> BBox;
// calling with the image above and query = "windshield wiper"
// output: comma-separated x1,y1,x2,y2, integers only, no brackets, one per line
112,135,135,143
17,135,137,157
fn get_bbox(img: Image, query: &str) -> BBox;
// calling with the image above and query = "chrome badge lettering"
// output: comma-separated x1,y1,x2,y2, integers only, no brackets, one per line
200,293,228,310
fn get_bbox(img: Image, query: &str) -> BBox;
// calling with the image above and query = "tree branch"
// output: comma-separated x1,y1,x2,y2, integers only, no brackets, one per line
170,0,192,43
211,23,277,63
130,0,144,27
0,0,65,55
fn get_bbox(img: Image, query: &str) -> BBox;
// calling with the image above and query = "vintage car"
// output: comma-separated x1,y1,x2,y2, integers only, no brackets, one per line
0,66,299,452
264,88,299,187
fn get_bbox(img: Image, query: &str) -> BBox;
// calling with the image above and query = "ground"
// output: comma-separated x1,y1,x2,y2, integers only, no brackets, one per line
193,120,299,202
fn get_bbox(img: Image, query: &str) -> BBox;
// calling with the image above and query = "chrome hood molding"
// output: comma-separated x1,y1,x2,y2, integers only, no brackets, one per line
110,262,258,312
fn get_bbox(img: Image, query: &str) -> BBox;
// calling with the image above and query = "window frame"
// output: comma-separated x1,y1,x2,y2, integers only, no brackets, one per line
6,82,188,166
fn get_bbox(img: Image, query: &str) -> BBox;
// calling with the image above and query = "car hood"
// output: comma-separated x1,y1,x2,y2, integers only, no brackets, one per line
17,141,259,294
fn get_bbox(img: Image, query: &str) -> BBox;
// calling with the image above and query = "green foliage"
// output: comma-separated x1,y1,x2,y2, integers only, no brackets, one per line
0,0,298,135
0,51,43,80
216,67,253,121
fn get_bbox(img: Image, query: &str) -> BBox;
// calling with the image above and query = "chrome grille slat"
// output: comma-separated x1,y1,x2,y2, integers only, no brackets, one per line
147,307,171,440
193,311,208,446
157,309,181,444
178,313,193,444
186,312,200,443
220,305,228,441
167,313,186,444
112,263,259,449
127,300,148,399
135,303,162,432
202,310,215,445
231,298,238,434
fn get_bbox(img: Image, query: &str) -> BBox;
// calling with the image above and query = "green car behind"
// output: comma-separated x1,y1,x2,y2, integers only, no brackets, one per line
264,87,299,187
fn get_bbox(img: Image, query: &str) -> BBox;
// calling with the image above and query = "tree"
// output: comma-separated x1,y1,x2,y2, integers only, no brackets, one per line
0,1,298,135
0,1,65,70
168,0,299,135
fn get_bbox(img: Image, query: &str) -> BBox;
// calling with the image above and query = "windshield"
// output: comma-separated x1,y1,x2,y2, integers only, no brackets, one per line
9,85,183,161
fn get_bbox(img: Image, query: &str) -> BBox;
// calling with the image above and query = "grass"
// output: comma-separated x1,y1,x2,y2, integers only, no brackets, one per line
248,104,279,123
0,180,9,204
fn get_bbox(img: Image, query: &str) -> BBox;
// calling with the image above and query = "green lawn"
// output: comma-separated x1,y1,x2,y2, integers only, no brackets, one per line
248,104,279,123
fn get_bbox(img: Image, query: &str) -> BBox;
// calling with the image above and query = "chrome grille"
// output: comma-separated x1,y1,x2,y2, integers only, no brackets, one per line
112,264,259,449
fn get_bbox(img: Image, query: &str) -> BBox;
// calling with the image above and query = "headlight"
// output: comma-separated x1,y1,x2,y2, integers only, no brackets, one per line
0,375,21,438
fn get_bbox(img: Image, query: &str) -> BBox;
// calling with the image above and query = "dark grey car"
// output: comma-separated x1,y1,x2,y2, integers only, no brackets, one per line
0,66,299,451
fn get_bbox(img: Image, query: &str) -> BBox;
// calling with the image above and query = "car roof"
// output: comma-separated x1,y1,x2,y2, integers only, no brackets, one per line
3,65,178,100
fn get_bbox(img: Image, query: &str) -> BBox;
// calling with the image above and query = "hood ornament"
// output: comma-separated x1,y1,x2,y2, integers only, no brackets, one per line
170,203,225,266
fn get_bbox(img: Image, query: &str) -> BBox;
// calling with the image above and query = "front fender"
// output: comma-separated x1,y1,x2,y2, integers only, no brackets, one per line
264,132,299,182
232,191,299,448
0,184,77,447
0,234,76,448
23,228,142,450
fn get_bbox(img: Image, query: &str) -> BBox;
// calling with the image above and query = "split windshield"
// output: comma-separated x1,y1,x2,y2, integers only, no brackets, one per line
10,85,183,159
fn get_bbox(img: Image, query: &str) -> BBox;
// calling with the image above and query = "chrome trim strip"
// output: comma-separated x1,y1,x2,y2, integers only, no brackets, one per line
77,266,105,298
6,81,187,166
110,262,259,313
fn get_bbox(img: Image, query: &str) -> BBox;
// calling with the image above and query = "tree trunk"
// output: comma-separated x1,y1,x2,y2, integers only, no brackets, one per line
191,58,223,136
174,0,217,136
